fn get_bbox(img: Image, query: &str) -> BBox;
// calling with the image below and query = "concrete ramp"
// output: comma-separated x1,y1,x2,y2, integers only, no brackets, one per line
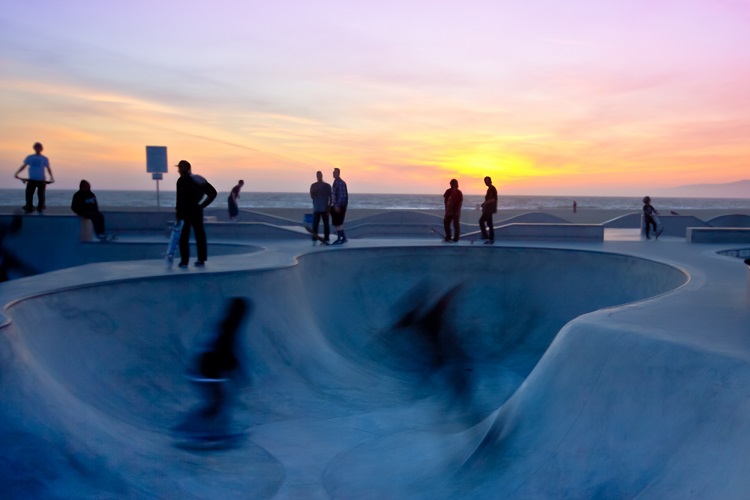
0,247,688,497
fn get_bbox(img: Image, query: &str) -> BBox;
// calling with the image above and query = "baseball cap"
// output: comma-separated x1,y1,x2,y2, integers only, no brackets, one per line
175,160,191,169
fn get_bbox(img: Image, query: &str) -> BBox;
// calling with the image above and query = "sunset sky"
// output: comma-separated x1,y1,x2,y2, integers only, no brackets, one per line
1,0,749,195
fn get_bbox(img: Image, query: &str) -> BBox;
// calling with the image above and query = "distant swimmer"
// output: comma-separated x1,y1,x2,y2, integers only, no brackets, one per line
14,142,55,214
309,170,332,243
478,176,497,244
331,167,349,245
642,196,663,240
71,180,108,241
227,179,244,222
443,179,463,242
175,160,217,267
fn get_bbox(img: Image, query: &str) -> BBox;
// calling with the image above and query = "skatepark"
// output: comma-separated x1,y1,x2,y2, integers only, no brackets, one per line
2,209,750,498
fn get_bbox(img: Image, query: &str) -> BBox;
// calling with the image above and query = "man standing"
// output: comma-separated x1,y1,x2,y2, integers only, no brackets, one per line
478,176,497,244
331,167,348,245
175,160,217,267
14,142,55,214
443,179,463,242
309,171,332,243
227,179,244,222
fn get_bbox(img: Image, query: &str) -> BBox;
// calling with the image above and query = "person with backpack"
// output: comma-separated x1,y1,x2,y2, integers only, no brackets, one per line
175,160,217,267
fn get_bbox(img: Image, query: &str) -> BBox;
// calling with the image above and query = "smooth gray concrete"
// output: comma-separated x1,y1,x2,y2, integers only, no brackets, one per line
2,212,750,497
688,227,750,244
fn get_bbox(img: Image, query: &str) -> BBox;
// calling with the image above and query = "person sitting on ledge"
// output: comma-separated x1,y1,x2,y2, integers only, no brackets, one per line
71,180,108,240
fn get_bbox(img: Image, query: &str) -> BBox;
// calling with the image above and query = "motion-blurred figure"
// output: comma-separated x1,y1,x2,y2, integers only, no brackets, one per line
195,297,251,418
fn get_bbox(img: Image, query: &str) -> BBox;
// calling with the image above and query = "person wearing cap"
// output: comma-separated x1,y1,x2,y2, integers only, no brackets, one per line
175,160,217,267
14,142,55,214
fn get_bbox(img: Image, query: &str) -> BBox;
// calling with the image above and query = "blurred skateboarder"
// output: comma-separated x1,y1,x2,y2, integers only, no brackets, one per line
195,297,251,418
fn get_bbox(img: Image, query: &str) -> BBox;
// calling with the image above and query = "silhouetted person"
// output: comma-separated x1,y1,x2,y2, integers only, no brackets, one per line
479,176,497,244
310,171,332,243
443,179,463,242
642,196,662,239
14,142,55,214
0,214,27,281
175,160,217,267
573,200,577,213
71,180,108,240
227,179,244,221
331,167,349,244
196,297,251,417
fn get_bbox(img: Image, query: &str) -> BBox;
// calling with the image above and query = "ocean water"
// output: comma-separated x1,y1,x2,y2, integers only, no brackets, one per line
1,189,749,212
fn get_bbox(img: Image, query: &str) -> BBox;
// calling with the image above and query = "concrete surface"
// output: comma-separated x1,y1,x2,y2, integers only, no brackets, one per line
1,211,750,498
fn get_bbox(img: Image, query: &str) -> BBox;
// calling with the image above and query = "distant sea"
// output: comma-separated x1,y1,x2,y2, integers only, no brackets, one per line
1,189,749,212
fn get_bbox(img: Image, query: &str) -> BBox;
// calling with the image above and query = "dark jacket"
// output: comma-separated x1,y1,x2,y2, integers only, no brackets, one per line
176,174,217,219
71,190,100,216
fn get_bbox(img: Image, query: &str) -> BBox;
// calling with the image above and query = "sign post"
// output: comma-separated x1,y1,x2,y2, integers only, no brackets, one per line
146,146,168,210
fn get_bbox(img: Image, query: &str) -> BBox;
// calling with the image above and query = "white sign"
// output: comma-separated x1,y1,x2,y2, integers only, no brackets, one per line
146,146,168,173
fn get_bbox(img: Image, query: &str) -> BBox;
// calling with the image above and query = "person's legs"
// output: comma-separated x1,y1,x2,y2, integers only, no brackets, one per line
228,198,238,220
443,215,452,240
179,218,193,265
312,211,321,240
486,212,494,241
91,211,106,236
332,208,348,243
478,212,489,239
24,182,36,212
645,218,656,238
322,212,330,241
36,183,46,212
452,215,461,242
193,211,207,263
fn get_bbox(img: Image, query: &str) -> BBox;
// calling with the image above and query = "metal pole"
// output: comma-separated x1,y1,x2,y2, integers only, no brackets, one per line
156,179,160,210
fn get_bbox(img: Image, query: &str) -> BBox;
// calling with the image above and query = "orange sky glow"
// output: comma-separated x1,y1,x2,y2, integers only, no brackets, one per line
2,1,750,196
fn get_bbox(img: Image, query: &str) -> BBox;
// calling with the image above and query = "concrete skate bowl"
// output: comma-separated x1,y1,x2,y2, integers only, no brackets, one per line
0,246,688,497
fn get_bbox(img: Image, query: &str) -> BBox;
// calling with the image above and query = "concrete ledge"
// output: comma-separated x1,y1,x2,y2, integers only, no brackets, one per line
496,223,604,242
642,215,710,238
687,228,750,243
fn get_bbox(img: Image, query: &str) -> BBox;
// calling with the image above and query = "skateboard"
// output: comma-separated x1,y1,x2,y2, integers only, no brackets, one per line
166,220,184,267
431,226,455,242
653,215,664,239
462,229,494,245
305,226,330,245
172,427,247,450
16,178,53,185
